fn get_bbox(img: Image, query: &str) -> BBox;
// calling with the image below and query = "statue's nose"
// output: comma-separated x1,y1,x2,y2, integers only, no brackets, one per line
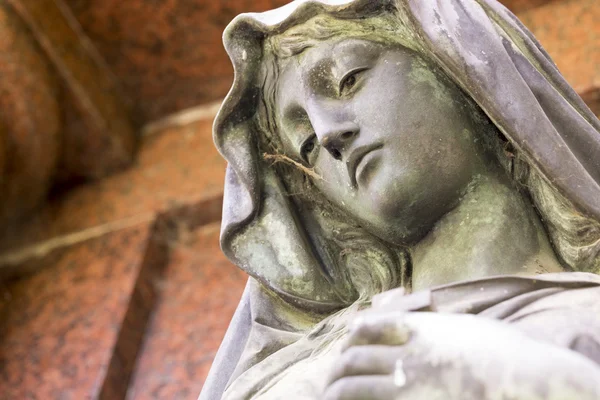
321,129,359,161
306,98,359,161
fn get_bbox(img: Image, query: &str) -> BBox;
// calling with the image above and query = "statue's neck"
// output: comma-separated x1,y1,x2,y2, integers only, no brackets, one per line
409,173,565,292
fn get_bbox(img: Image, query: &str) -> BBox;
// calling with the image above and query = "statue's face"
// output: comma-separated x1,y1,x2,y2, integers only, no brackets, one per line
275,38,490,245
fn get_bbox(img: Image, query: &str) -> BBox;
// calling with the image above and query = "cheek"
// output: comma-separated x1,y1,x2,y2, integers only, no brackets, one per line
365,157,421,215
312,155,354,202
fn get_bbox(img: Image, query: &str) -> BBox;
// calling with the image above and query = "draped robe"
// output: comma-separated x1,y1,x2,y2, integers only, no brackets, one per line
200,0,600,398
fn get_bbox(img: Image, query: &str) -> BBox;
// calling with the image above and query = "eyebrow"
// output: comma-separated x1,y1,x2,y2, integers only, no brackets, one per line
332,39,381,71
305,59,338,97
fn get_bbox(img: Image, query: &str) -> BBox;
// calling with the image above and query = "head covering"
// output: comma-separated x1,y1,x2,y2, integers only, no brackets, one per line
214,0,600,312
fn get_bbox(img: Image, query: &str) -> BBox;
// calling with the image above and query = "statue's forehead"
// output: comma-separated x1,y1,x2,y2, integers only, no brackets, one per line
273,38,383,112
249,0,365,26
304,39,382,68
275,38,383,83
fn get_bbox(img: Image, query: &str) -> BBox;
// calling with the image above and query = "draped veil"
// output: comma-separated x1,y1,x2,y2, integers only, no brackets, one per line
201,1,600,398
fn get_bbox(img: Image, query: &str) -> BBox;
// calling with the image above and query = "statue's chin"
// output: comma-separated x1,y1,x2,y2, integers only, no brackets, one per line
356,212,435,248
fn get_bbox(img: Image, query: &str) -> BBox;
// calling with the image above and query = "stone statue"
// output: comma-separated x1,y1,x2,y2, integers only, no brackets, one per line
201,0,600,398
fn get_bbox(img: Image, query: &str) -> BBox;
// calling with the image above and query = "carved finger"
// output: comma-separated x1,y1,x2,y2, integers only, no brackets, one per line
323,376,397,400
328,345,404,385
371,287,406,309
344,312,411,349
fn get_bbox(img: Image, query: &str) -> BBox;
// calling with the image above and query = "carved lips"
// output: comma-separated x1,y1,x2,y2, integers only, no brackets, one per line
347,143,383,188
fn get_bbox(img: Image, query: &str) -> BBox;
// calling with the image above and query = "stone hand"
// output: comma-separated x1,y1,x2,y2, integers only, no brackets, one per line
323,311,600,400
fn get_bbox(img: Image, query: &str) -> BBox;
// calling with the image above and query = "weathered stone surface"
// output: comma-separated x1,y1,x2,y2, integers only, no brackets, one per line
198,1,600,398
127,223,247,400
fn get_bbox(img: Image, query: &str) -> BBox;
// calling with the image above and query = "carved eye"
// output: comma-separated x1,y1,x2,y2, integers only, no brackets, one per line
301,134,318,164
340,68,367,94
342,75,357,91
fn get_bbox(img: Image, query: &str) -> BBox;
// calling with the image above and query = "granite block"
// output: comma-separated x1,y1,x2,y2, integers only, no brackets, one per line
62,0,294,122
126,223,247,400
0,222,161,399
7,0,138,181
0,116,226,265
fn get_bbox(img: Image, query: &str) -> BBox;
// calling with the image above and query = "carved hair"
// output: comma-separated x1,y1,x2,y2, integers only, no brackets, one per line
256,13,600,301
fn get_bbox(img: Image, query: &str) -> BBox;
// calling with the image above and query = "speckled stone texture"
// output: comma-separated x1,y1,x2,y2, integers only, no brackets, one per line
63,0,291,122
127,223,247,400
0,180,238,398
0,116,226,266
0,222,156,399
0,113,228,397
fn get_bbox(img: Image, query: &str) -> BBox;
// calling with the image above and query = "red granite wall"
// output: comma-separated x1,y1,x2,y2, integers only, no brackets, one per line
0,117,242,399
63,0,291,122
